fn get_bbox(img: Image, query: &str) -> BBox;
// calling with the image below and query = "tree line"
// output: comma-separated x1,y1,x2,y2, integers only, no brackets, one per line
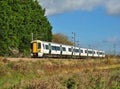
0,0,52,57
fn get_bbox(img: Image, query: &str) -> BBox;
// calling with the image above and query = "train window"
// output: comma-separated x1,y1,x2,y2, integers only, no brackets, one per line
74,49,79,52
56,46,60,51
68,48,72,52
77,49,79,52
52,46,56,50
99,52,103,55
81,50,83,53
62,47,66,51
88,51,92,54
51,46,60,51
97,52,99,54
45,45,49,49
97,52,103,55
38,43,41,49
85,50,87,53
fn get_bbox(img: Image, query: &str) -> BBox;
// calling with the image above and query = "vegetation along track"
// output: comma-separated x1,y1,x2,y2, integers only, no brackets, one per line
2,57,120,71
0,57,120,89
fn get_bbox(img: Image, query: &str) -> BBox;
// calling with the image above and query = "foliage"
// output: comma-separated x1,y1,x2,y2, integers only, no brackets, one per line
64,76,79,89
0,0,52,56
52,33,73,45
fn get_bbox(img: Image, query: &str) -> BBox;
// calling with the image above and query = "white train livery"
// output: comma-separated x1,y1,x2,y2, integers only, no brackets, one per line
30,40,105,58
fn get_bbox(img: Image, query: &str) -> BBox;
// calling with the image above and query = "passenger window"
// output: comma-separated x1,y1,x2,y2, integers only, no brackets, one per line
56,47,60,51
88,51,92,54
81,50,83,53
62,47,66,51
85,50,87,53
74,49,79,52
38,43,41,49
45,45,49,49
68,48,71,52
100,52,103,55
77,49,79,52
52,46,55,50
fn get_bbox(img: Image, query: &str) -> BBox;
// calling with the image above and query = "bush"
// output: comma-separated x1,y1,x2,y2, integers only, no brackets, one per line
64,76,79,89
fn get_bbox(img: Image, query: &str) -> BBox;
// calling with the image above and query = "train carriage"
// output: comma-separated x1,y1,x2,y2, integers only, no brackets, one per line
30,40,105,58
80,48,87,57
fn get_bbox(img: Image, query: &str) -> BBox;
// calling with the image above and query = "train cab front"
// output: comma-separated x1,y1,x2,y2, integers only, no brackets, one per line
30,41,43,58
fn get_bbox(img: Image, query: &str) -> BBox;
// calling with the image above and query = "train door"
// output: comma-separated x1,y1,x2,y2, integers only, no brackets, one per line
32,42,37,53
31,42,38,57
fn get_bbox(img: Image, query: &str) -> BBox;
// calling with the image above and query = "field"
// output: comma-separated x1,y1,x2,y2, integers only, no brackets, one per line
0,57,120,89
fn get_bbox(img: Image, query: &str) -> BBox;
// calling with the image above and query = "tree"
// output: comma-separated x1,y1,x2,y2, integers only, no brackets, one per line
0,0,52,56
52,33,73,45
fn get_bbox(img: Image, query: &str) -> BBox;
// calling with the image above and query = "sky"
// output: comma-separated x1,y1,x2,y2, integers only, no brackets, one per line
39,0,120,55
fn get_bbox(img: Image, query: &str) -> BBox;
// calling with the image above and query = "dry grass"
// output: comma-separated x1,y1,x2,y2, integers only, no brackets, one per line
0,57,120,89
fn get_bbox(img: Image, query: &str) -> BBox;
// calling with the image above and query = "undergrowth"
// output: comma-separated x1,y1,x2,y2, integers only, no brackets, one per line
0,58,119,89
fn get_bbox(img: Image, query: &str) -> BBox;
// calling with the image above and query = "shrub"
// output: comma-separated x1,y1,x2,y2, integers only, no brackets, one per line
64,76,79,89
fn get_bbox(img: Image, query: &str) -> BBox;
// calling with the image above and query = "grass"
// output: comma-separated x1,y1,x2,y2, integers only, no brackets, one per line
0,57,120,89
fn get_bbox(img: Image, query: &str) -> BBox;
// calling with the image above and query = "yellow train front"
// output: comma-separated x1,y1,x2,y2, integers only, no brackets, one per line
30,40,43,58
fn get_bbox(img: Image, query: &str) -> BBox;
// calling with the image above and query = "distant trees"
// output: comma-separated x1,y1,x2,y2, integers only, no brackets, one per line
0,0,52,56
52,33,73,45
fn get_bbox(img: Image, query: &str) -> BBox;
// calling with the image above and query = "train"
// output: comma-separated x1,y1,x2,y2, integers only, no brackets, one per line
30,40,105,58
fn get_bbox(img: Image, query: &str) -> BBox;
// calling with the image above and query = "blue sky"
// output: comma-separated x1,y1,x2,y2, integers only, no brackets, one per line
39,0,120,55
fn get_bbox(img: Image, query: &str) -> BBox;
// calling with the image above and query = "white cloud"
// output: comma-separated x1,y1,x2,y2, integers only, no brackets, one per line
105,0,120,16
39,0,120,16
39,0,102,16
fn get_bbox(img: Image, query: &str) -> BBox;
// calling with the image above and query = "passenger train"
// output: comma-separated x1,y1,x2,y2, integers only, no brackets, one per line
30,40,105,58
